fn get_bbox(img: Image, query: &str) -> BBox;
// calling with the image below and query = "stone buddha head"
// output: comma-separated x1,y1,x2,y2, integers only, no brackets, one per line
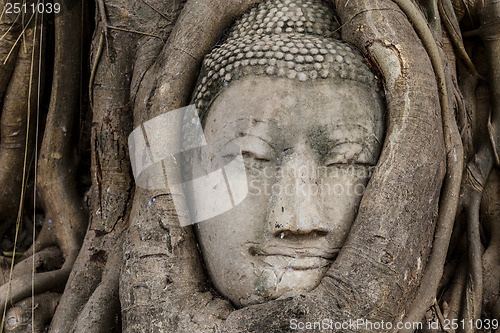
188,0,385,307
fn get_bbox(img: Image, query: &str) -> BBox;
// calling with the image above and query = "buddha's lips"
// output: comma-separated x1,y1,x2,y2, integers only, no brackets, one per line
249,245,339,270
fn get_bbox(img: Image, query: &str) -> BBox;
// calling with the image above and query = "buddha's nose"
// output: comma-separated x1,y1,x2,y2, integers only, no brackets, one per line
267,151,328,238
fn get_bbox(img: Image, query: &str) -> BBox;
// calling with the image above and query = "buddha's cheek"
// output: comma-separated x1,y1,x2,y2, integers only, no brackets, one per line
193,184,269,306
320,169,371,245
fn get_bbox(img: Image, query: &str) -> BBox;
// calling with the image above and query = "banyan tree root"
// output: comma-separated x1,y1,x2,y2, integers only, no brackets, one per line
0,0,85,323
441,254,467,327
11,247,63,278
0,0,20,103
438,0,482,80
19,217,56,260
4,292,60,333
481,170,500,318
0,0,22,234
50,0,187,331
376,0,464,330
47,0,134,329
0,9,40,234
67,233,124,333
456,142,495,331
0,9,45,324
480,0,500,168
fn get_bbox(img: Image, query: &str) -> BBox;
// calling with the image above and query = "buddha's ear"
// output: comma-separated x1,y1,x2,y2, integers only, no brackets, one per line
329,0,457,326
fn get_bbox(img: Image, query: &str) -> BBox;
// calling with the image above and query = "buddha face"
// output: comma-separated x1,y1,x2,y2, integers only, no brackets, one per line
192,75,384,307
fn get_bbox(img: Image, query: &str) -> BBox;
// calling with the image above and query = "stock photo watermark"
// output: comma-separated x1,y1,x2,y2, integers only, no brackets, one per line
2,0,73,18
289,318,499,331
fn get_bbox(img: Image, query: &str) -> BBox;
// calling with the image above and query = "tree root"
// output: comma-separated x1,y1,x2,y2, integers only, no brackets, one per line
48,1,132,331
0,0,85,327
388,0,464,330
480,0,500,168
0,259,72,314
11,246,62,278
456,66,479,159
462,189,484,333
0,15,45,330
48,0,134,330
68,234,124,333
459,143,494,331
481,169,500,317
418,0,441,35
439,0,483,80
442,255,467,326
0,1,20,104
0,21,40,231
4,292,60,333
49,221,128,332
19,216,56,260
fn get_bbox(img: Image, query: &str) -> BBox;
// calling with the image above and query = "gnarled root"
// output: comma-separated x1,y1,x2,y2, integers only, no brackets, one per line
481,169,500,319
11,247,63,278
67,233,124,333
4,292,60,333
1,0,85,327
48,1,133,331
460,143,494,331
0,11,40,233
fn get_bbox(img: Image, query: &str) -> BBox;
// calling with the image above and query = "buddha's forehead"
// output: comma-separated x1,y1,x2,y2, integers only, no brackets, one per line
204,76,384,147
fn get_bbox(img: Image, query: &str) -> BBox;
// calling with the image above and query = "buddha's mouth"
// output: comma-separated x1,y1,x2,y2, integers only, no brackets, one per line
248,245,340,270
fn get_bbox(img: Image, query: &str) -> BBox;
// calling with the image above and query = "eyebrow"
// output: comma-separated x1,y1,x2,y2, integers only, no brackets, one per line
227,134,275,152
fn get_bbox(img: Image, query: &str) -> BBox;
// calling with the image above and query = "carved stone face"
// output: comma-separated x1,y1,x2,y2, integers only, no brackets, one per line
193,75,384,307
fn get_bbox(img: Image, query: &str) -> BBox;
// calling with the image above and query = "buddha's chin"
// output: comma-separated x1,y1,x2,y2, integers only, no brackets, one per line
235,266,328,307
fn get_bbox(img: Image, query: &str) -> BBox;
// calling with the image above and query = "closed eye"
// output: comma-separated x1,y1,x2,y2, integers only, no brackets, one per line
324,142,378,166
221,135,275,161
241,151,271,162
325,161,374,167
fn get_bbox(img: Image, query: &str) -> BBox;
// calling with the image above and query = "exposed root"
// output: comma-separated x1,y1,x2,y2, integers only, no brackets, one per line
461,145,494,330
68,234,124,333
0,0,85,325
19,217,56,260
49,0,132,330
418,0,441,36
0,22,40,231
481,169,500,316
390,0,464,329
438,237,463,291
480,0,500,168
439,0,483,80
462,189,484,332
36,0,85,253
11,246,62,278
4,292,60,333
442,254,467,324
0,259,72,315
0,0,21,103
